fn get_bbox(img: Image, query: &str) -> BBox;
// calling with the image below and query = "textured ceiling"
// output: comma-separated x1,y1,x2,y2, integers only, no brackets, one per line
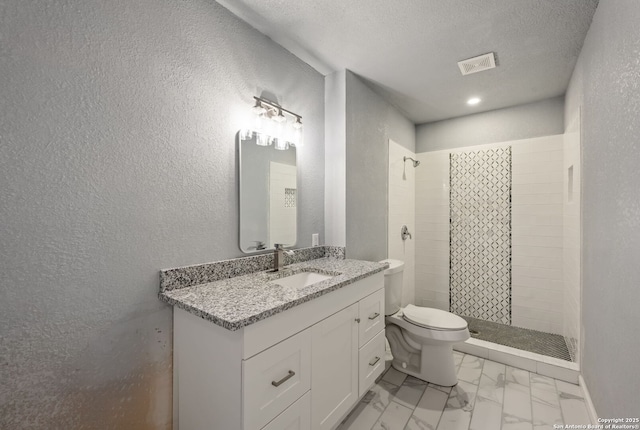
217,0,599,123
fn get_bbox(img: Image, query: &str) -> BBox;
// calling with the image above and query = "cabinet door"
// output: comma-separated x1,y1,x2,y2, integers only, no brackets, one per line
262,391,311,430
311,303,358,430
358,289,385,347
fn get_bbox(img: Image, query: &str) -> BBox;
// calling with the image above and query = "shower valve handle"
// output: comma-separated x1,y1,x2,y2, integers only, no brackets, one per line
401,225,412,241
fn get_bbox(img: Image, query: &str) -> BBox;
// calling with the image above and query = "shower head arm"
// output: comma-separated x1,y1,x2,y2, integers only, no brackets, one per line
403,156,420,167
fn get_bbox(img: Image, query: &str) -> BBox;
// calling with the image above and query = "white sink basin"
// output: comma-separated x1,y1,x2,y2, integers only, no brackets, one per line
273,272,333,289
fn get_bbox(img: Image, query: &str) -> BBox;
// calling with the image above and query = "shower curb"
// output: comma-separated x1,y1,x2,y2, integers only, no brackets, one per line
454,337,580,384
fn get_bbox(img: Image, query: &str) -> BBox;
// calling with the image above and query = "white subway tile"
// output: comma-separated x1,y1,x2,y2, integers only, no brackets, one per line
511,255,562,269
512,296,563,312
512,275,563,290
536,363,579,384
488,350,536,372
512,204,562,216
512,224,564,238
512,213,564,226
512,246,563,258
454,341,489,359
512,266,562,280
512,286,563,302
512,235,563,248
420,299,449,311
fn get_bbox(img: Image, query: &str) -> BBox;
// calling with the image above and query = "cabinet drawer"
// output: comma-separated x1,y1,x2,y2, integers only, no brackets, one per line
261,391,310,430
358,289,385,347
358,330,386,397
243,329,311,430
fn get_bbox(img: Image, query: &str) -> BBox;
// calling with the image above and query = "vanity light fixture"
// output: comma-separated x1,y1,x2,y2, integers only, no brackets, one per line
252,99,267,115
244,96,303,150
274,109,286,123
467,97,481,106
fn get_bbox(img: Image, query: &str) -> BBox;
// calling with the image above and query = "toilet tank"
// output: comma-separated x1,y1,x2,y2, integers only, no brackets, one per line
379,259,404,316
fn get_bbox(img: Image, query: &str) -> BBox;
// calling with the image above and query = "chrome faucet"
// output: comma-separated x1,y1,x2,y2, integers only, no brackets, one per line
273,244,294,271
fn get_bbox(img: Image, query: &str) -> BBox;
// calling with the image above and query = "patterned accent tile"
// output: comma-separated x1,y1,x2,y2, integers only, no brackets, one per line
284,187,297,207
449,147,512,324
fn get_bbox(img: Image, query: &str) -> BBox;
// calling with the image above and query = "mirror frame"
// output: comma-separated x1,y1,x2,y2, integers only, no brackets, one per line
238,131,298,254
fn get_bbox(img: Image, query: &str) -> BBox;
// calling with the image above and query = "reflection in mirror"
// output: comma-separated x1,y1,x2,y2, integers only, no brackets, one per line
239,131,297,253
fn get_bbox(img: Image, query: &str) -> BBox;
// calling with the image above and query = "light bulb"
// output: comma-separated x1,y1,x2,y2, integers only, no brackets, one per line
254,113,264,133
274,138,288,150
467,97,481,105
252,100,266,115
256,132,271,146
292,119,303,147
273,109,286,123
293,128,303,147
240,129,253,141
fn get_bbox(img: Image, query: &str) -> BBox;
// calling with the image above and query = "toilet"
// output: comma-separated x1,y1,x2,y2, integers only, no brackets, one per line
381,259,469,387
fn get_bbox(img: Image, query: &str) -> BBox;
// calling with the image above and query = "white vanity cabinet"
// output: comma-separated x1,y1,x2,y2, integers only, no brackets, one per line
311,303,358,430
172,271,385,430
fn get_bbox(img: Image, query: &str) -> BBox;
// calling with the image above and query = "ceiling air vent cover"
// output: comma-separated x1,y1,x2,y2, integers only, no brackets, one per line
458,52,496,76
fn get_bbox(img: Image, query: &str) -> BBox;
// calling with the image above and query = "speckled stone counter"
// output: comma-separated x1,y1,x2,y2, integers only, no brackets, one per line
159,257,387,331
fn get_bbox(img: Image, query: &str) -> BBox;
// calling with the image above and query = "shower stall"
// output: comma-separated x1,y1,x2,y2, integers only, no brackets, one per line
411,129,581,363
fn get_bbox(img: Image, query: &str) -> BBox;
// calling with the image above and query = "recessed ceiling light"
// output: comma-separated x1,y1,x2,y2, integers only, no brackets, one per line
467,97,481,105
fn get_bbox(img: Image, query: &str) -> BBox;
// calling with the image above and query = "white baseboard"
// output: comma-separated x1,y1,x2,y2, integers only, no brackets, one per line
579,374,598,424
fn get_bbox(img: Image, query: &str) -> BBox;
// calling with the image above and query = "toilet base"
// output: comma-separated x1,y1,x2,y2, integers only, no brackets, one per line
385,321,465,387
390,342,459,387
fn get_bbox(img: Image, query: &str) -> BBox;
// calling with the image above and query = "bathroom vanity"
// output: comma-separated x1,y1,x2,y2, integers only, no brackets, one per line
160,254,386,430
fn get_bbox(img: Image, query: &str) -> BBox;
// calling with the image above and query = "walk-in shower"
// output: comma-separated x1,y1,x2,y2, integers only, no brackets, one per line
414,134,580,364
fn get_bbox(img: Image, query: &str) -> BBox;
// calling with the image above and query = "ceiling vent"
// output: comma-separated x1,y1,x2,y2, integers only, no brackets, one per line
458,52,496,76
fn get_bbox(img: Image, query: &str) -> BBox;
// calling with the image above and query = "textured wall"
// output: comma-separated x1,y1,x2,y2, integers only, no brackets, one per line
416,96,565,153
345,71,415,261
0,0,324,427
325,70,347,247
564,0,640,417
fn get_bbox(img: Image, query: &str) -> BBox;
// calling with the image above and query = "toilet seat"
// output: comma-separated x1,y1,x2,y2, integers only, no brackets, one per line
402,305,467,331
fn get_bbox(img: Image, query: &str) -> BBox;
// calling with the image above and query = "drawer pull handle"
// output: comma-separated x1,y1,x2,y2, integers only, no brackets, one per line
369,356,380,366
355,318,361,323
271,370,295,387
368,312,380,320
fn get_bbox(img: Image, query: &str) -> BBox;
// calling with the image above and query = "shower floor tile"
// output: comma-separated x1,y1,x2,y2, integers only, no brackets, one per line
462,316,573,362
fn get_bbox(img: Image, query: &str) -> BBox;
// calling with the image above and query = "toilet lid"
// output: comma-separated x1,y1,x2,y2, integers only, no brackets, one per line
402,305,468,330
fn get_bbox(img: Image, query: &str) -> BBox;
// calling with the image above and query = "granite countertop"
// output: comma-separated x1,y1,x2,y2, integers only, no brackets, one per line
159,258,387,331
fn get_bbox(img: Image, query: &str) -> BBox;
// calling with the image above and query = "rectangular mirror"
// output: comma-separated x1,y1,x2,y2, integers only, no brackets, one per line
239,131,297,253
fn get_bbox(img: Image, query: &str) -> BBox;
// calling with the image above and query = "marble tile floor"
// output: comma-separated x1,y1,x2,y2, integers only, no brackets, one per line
337,351,592,430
